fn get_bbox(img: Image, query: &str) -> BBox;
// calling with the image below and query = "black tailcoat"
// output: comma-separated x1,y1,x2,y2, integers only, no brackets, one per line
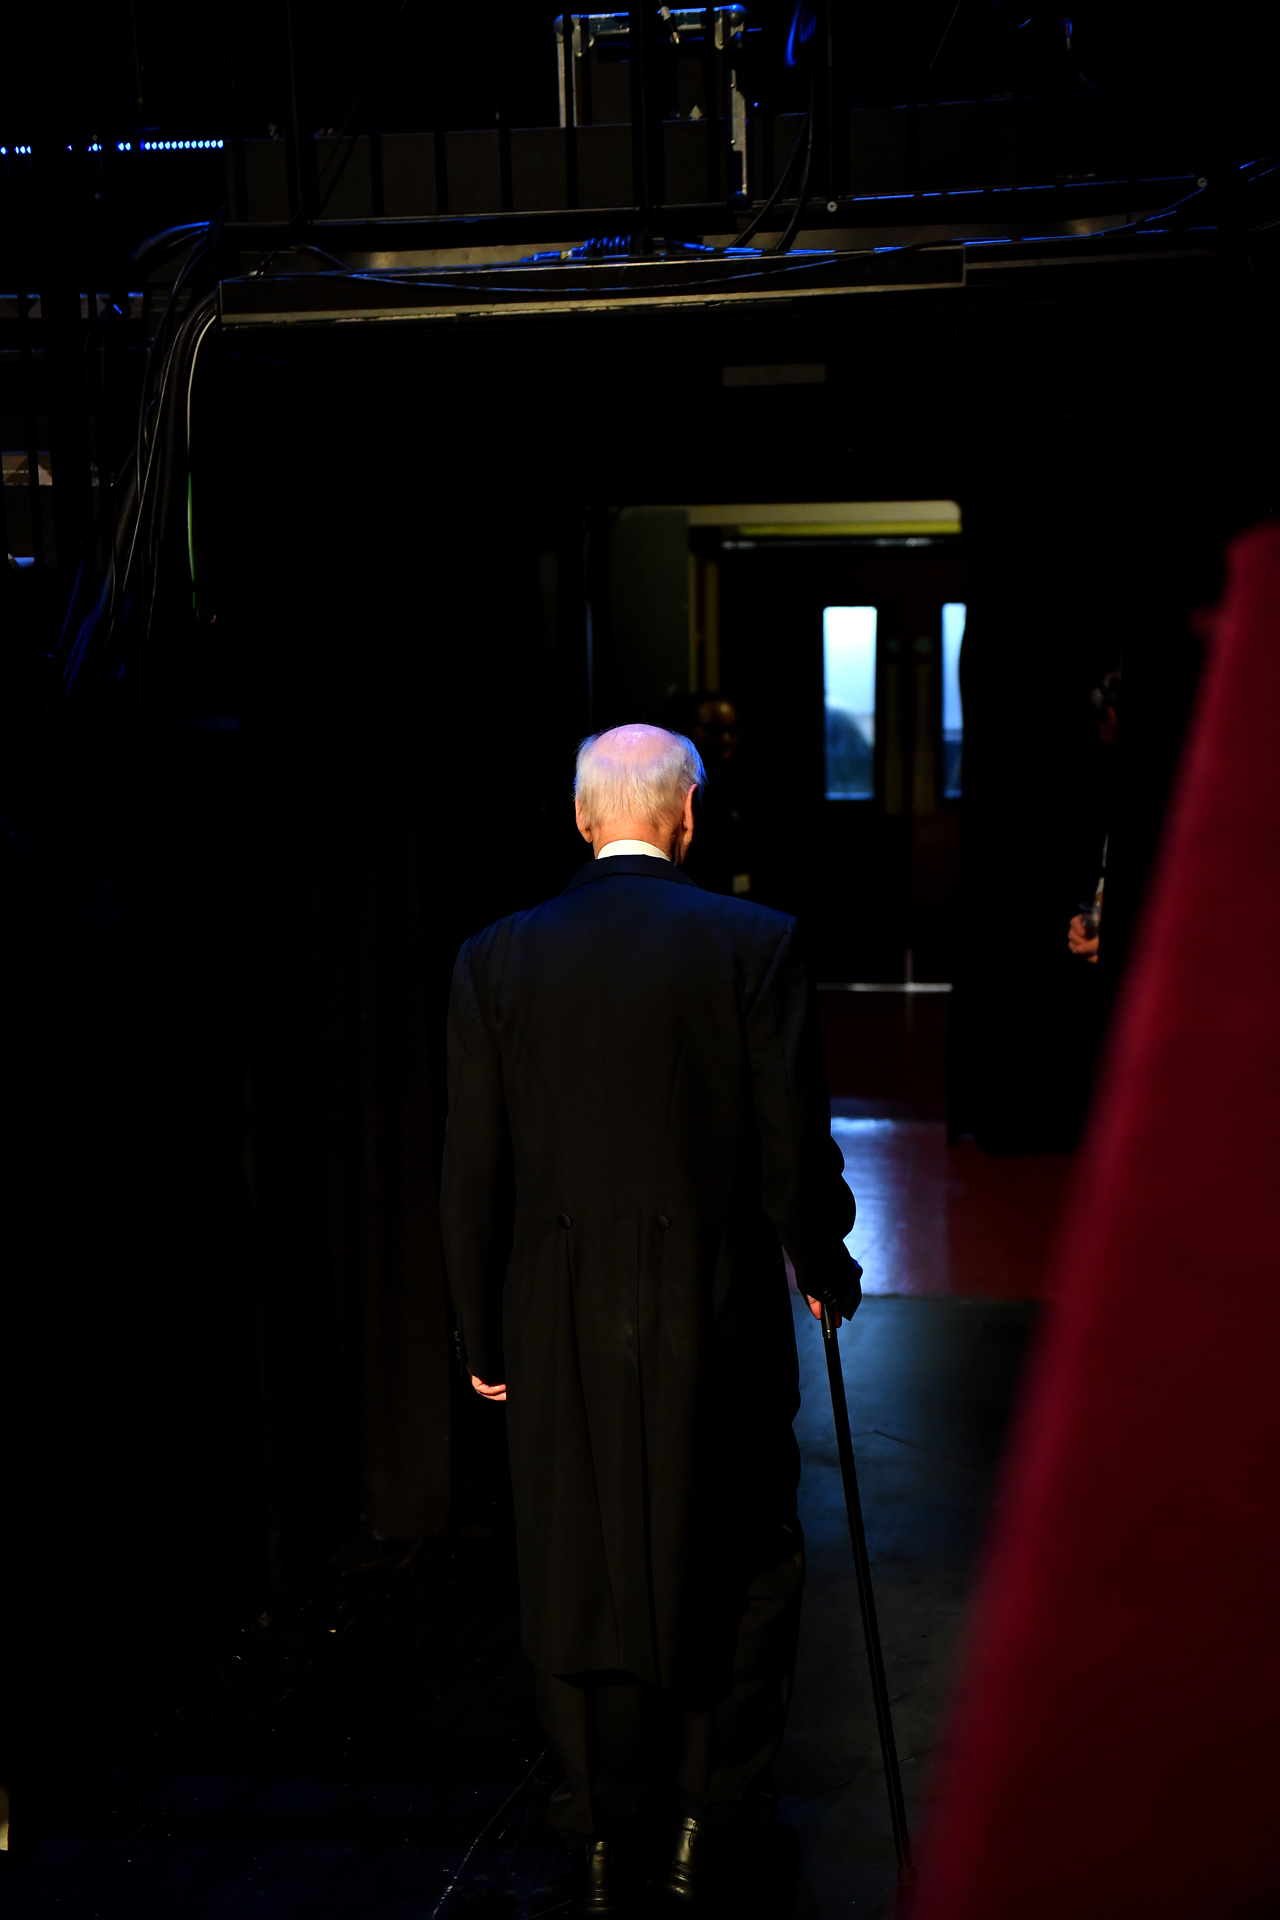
441,855,857,1690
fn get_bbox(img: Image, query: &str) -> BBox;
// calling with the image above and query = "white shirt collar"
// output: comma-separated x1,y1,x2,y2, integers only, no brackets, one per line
594,839,671,862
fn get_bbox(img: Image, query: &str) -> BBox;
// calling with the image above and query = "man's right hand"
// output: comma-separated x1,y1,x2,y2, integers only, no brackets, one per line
471,1375,507,1403
803,1294,842,1329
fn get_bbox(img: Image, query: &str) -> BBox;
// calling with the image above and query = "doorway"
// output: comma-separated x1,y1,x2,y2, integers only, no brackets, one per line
600,498,967,985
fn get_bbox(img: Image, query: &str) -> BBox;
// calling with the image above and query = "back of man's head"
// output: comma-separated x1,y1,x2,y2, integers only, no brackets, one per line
575,724,705,836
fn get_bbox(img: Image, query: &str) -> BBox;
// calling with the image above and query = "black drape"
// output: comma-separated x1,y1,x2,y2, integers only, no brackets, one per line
1,692,459,1851
246,698,452,1576
2,522,469,1852
1,710,263,1846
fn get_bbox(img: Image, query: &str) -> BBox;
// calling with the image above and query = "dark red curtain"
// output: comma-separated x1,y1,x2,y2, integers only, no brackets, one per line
914,524,1280,1917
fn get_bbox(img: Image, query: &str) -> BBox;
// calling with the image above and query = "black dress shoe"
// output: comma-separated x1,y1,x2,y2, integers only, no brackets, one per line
581,1840,618,1915
657,1816,701,1903
532,1839,619,1917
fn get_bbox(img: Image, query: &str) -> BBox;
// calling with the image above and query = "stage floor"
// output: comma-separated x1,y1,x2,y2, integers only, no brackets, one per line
0,1292,1039,1919
831,1104,1075,1301
784,1291,1039,1914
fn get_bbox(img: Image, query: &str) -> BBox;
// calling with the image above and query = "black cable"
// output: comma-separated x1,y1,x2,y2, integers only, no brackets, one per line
135,237,209,504
282,240,355,271
243,249,877,311
929,0,966,72
118,228,213,626
254,0,416,278
769,83,815,255
731,85,813,250
108,221,210,418
141,299,216,664
99,224,208,489
62,218,221,699
312,135,360,221
128,289,218,703
1124,156,1274,237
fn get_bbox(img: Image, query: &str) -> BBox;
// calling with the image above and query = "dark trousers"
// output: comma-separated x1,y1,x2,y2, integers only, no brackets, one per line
535,1521,804,1845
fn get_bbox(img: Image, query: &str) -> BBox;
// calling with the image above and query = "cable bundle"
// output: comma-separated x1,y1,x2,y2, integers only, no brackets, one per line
59,220,222,703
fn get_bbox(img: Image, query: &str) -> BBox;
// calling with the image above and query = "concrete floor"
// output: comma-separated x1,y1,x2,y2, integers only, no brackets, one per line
0,1291,1039,1919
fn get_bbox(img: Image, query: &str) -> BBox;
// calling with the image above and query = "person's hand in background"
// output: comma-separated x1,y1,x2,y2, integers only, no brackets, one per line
1068,912,1100,963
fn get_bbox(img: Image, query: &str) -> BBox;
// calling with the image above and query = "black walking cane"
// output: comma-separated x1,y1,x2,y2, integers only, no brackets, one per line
820,1291,915,1890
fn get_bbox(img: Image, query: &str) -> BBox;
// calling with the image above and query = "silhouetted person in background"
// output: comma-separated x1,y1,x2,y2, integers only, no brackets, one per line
669,695,758,901
1055,665,1122,1141
440,724,858,1915
1068,667,1121,965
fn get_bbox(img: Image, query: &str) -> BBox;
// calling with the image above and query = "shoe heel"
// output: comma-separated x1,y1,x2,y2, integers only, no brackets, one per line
661,1815,700,1903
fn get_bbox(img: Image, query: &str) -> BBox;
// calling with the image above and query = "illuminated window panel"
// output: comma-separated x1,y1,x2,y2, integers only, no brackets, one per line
942,601,965,798
824,606,877,800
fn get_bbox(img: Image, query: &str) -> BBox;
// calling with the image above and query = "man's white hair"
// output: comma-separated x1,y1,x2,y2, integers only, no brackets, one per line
575,723,706,831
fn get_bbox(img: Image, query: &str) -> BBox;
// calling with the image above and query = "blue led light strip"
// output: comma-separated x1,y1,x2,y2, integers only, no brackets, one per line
0,140,223,154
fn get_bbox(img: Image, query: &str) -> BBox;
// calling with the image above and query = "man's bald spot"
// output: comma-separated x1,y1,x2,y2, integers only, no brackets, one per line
589,724,680,785
575,723,705,836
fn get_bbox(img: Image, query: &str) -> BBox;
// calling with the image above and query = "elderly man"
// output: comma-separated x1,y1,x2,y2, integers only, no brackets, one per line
441,724,858,1914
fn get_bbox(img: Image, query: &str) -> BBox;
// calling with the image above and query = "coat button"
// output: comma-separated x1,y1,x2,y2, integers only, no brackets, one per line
557,1213,572,1229
656,1214,671,1230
